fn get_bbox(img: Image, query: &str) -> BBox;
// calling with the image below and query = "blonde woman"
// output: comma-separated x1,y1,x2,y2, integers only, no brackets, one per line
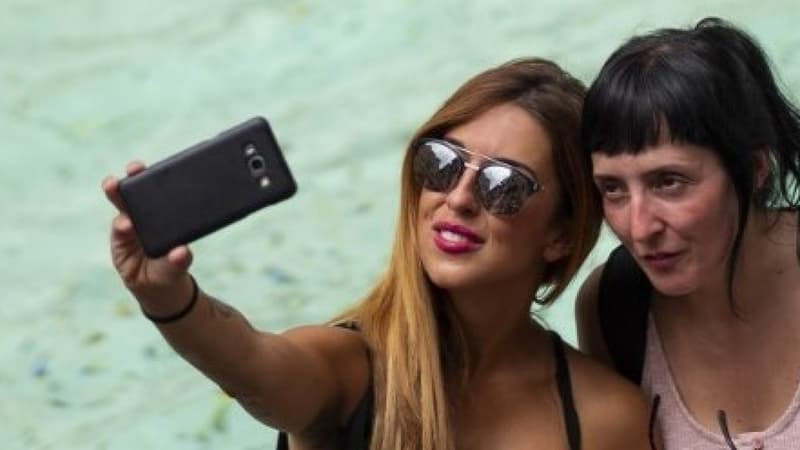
103,58,650,450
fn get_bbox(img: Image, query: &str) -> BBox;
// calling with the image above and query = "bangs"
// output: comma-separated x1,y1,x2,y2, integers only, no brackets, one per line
583,45,718,155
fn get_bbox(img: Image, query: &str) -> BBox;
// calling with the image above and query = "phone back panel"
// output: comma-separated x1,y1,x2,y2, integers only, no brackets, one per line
119,117,297,257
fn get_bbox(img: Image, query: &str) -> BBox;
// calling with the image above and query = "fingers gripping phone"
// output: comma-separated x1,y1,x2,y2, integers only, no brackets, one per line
119,117,297,258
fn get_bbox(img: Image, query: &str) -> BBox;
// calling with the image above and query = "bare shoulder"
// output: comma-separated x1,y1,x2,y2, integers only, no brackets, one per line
281,323,371,383
282,323,370,364
575,263,613,365
566,346,651,449
281,324,371,424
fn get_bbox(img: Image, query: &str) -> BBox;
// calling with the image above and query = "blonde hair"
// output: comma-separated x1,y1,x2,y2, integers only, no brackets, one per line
334,58,601,450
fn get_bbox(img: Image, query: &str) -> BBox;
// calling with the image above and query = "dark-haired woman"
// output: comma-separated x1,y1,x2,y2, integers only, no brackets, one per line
103,58,650,450
577,17,800,450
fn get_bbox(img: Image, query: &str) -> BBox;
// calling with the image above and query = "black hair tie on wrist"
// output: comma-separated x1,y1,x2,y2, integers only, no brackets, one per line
142,275,199,324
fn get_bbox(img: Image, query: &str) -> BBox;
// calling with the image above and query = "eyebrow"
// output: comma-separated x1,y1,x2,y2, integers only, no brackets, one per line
441,136,539,178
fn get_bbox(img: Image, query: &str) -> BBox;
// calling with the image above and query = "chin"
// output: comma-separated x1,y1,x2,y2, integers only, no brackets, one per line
428,263,503,293
426,270,472,291
650,275,698,298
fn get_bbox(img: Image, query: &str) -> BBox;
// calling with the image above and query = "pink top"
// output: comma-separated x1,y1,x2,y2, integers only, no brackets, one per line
642,315,800,450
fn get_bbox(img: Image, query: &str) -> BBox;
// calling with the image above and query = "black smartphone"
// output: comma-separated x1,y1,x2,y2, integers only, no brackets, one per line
119,116,297,258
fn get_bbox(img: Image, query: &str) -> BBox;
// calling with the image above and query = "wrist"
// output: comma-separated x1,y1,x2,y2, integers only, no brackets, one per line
138,274,200,324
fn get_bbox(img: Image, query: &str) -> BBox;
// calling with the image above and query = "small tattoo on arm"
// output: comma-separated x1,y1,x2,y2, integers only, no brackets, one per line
209,298,234,319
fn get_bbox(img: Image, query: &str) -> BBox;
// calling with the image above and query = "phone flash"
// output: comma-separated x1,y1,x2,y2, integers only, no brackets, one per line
244,143,257,156
260,176,271,188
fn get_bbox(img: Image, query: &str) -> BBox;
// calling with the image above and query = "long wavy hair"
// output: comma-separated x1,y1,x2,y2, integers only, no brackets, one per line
335,57,600,450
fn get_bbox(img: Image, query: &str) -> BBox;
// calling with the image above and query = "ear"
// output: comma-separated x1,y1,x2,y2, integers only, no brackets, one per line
753,148,770,191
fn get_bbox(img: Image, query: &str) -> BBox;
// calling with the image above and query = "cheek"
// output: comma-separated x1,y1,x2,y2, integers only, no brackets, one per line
681,185,739,238
416,191,437,220
601,204,629,238
491,221,524,248
487,223,542,273
692,202,738,251
497,201,558,254
416,191,444,244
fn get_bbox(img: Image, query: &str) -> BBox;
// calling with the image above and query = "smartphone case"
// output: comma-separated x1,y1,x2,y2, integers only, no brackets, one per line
119,117,297,257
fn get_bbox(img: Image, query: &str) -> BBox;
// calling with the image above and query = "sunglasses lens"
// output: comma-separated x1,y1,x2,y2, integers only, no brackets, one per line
413,141,463,192
478,165,532,215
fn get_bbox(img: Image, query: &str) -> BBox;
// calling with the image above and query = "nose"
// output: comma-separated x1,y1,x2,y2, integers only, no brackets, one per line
445,163,481,216
628,193,664,243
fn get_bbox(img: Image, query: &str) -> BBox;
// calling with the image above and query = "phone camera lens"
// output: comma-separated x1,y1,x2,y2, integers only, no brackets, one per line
248,155,267,177
249,156,264,171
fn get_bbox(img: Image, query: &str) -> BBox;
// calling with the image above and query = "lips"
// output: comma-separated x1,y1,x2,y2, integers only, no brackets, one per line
432,222,485,254
640,251,683,271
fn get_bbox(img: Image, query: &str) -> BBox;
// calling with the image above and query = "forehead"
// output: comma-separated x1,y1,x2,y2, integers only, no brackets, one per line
592,142,723,176
445,103,553,174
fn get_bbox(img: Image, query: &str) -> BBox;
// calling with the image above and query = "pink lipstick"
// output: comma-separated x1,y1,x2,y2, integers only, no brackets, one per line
433,222,484,254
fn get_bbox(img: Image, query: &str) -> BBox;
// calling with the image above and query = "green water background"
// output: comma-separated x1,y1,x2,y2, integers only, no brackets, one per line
3,1,799,448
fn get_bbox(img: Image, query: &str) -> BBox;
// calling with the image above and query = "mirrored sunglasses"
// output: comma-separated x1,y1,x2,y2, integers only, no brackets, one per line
412,138,541,216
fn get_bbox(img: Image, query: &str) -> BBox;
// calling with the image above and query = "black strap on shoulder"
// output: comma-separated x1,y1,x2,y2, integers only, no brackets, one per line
550,331,581,450
276,383,373,450
333,320,373,449
341,382,373,450
598,245,653,385
276,431,288,449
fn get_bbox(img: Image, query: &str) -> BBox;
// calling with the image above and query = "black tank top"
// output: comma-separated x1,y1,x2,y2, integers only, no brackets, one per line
276,330,581,450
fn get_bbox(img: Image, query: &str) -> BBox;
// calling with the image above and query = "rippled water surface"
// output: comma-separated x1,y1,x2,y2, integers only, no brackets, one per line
3,1,798,448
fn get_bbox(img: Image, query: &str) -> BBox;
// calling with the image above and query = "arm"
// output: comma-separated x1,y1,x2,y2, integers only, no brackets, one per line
101,162,369,438
575,264,613,366
153,292,369,435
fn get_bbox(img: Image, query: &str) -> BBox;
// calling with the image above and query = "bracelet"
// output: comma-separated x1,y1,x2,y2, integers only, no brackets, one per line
142,275,199,324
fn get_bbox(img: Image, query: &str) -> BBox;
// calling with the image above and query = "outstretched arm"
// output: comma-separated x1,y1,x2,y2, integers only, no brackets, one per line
101,162,369,438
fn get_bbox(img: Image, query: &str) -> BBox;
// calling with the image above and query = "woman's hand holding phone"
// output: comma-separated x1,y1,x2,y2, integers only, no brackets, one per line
101,116,296,318
102,160,196,318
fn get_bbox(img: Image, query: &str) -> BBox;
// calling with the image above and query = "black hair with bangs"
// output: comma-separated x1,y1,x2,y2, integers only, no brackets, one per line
583,17,800,305
584,17,800,209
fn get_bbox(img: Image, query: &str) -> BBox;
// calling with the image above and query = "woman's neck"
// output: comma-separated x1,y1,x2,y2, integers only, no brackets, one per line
444,282,549,378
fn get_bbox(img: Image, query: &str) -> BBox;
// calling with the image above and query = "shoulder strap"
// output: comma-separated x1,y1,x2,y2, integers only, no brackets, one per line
334,321,373,449
598,244,652,385
341,382,374,450
275,385,373,450
550,331,581,450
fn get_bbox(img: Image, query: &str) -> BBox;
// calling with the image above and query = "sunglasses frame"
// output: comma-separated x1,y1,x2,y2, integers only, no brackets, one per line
414,138,543,215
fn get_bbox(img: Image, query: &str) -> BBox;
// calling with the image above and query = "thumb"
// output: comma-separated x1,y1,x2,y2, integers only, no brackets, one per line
166,245,193,273
146,245,194,287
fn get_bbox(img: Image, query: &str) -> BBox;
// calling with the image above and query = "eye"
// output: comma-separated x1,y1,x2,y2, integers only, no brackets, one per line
595,179,627,202
653,172,688,195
